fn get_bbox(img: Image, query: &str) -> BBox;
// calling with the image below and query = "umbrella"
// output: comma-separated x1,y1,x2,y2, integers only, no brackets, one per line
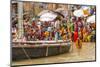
39,12,57,22
55,8,65,11
54,12,64,18
73,9,84,17
87,15,95,23
81,6,90,10
81,6,90,17
55,8,68,17
38,10,53,16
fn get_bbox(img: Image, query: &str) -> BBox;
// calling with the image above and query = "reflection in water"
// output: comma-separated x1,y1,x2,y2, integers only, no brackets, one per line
12,42,95,66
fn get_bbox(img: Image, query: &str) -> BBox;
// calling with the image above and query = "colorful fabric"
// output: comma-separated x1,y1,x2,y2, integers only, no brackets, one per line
76,39,82,49
74,32,78,42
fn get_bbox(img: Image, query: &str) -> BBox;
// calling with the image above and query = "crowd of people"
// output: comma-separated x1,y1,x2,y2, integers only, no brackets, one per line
12,16,96,42
22,16,71,41
12,5,96,43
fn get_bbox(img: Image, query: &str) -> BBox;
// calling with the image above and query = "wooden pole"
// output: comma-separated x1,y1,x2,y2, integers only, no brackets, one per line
18,2,24,39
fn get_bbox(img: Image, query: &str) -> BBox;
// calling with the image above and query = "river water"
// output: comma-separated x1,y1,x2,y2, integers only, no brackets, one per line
12,42,96,66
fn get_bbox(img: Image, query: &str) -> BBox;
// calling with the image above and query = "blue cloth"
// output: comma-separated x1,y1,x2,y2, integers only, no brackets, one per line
55,32,59,40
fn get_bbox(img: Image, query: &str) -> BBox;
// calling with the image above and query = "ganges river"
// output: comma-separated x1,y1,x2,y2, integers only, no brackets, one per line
12,42,96,66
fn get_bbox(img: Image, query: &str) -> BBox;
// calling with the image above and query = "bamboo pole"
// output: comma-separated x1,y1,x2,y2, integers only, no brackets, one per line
18,2,24,39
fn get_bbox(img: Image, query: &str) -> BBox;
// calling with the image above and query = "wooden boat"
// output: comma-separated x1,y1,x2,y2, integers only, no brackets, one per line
12,40,71,60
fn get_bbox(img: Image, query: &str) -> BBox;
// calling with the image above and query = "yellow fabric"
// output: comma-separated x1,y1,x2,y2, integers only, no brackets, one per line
59,29,63,35
62,35,66,40
44,31,49,37
87,35,92,42
76,39,82,49
83,9,90,16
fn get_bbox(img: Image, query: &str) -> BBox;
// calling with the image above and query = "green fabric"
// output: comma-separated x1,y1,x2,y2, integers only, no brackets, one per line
68,22,74,32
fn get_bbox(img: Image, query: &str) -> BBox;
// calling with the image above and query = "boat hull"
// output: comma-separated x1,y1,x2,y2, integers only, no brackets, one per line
12,41,71,60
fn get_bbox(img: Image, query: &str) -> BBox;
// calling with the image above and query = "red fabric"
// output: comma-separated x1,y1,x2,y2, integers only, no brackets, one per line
74,32,78,42
32,22,35,27
74,22,78,32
